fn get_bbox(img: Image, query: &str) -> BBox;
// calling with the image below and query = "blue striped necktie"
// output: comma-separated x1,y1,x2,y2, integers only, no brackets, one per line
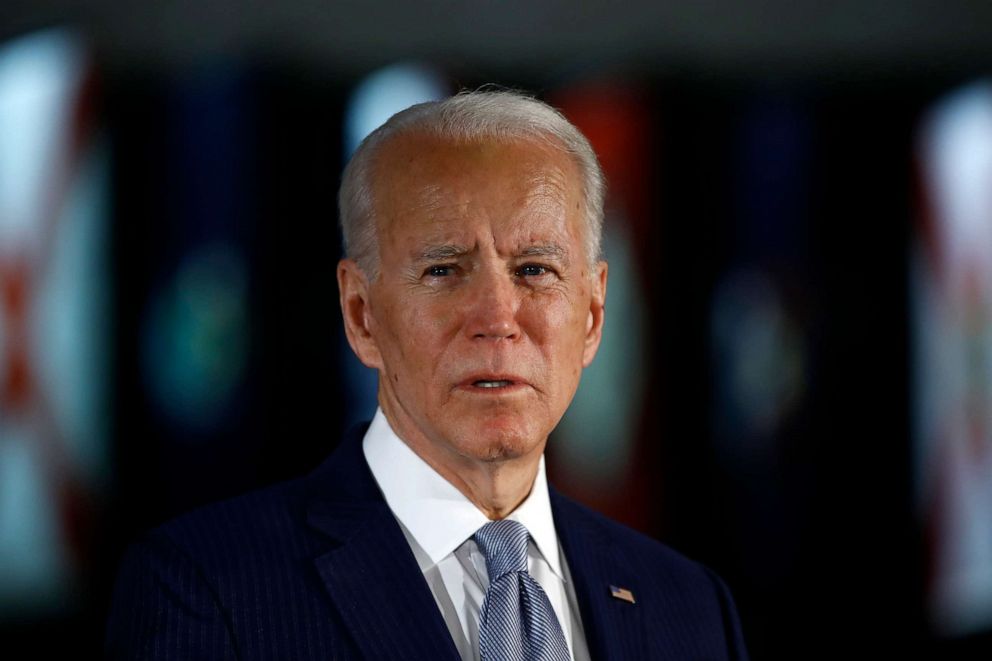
474,519,571,661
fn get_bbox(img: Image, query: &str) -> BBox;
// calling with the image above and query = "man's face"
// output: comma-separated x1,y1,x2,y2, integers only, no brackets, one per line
339,133,607,474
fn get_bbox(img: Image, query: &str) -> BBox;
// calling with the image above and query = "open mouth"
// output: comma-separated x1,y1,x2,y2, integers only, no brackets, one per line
473,380,514,389
459,375,527,393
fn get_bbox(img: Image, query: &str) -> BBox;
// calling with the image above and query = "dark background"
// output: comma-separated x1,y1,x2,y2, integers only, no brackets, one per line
2,2,992,658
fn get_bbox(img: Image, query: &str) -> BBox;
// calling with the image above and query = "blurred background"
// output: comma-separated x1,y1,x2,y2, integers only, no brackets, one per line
2,1,992,658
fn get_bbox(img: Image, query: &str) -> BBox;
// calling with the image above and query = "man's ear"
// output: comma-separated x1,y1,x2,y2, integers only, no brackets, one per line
337,258,383,370
582,260,608,367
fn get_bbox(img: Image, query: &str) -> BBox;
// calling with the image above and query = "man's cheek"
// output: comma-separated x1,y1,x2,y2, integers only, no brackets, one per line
400,302,445,333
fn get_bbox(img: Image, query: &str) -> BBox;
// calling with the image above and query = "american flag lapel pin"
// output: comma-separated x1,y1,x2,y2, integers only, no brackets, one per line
609,585,636,604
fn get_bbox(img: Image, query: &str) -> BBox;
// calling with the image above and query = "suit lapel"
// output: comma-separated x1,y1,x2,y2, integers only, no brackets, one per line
304,429,460,660
552,490,646,661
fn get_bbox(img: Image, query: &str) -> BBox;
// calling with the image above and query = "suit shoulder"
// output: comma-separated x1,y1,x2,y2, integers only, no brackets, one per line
136,428,371,572
552,490,723,590
147,476,310,568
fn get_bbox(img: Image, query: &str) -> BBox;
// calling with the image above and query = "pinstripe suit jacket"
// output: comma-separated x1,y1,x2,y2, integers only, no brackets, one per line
106,425,748,660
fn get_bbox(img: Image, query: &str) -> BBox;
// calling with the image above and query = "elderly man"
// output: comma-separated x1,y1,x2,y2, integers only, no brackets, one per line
107,91,748,660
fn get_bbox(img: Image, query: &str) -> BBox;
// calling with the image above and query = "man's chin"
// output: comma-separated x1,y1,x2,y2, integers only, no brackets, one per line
449,418,546,464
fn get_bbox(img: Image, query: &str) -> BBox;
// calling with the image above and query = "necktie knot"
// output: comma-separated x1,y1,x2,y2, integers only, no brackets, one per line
474,519,529,583
473,518,571,660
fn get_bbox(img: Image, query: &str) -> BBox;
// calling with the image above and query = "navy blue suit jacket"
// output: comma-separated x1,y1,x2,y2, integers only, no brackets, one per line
106,425,748,659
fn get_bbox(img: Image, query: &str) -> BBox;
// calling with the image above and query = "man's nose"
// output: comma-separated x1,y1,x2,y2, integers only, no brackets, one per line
465,270,521,341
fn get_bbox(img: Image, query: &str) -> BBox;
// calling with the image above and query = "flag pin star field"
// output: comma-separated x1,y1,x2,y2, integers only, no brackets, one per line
609,585,636,604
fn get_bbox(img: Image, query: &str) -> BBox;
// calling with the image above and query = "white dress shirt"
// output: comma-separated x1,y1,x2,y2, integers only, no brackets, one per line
362,408,590,661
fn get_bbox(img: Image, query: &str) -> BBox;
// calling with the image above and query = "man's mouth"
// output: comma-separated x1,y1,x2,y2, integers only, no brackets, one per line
458,374,528,393
473,380,514,389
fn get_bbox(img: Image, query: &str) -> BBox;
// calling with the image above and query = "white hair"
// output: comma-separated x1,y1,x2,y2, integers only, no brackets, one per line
338,89,606,278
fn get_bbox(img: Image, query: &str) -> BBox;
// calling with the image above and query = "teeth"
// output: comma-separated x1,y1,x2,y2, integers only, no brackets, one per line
475,380,512,388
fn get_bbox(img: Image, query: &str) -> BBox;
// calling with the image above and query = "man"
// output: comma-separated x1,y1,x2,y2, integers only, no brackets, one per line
107,90,748,660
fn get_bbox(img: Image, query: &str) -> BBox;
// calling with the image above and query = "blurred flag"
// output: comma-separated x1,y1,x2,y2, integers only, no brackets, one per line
915,80,992,637
0,28,109,615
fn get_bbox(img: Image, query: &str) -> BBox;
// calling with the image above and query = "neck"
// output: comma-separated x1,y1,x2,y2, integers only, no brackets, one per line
378,405,543,520
434,452,541,520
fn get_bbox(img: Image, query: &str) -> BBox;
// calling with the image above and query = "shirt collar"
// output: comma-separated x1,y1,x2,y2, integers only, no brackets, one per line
362,407,565,581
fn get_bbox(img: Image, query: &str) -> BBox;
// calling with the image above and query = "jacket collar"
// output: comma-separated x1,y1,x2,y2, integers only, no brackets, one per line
551,488,645,661
303,424,461,660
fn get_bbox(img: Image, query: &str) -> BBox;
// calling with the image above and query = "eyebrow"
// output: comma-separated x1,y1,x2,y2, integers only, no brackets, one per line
519,244,567,262
415,244,469,262
413,242,569,263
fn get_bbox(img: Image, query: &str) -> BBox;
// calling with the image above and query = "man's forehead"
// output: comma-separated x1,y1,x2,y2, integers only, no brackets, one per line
371,133,583,246
398,198,575,256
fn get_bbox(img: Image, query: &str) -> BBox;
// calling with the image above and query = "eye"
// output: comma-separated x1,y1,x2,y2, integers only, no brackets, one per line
517,263,551,278
425,264,456,277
